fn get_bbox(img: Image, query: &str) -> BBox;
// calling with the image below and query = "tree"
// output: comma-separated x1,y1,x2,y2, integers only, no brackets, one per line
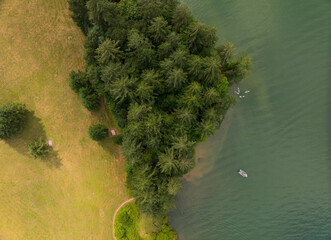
170,48,188,69
101,62,123,88
68,0,91,35
186,21,217,53
236,52,252,80
157,148,179,175
203,57,222,84
166,32,180,49
79,87,100,111
158,42,173,60
175,108,195,126
96,38,123,65
186,81,202,95
178,157,195,174
87,65,104,96
203,107,217,122
28,138,49,159
223,52,252,83
118,0,141,20
149,16,170,43
204,87,220,106
160,58,175,75
188,55,204,80
88,124,108,141
141,69,162,91
199,119,216,139
86,0,117,31
166,68,187,89
135,46,157,69
171,135,195,158
127,29,150,50
136,81,155,103
0,103,27,139
172,3,193,31
168,177,181,195
109,75,137,104
69,70,88,93
151,216,178,240
178,91,202,111
83,26,103,65
217,42,235,65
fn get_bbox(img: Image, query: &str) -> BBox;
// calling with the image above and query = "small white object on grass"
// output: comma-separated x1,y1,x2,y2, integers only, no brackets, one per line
47,139,53,148
245,90,250,93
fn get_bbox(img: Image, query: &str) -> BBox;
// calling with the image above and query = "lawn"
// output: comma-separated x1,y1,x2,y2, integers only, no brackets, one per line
0,0,128,239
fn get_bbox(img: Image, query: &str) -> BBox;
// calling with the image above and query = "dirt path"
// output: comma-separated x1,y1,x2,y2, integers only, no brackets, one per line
112,198,135,240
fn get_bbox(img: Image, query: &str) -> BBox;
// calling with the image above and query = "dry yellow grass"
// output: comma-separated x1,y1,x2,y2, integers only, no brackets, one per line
0,0,128,239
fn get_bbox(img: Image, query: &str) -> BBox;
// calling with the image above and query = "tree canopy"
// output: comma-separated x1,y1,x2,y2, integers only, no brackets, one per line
69,0,251,217
0,102,27,139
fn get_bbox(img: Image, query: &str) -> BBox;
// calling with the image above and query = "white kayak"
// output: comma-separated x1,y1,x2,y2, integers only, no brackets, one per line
238,169,248,178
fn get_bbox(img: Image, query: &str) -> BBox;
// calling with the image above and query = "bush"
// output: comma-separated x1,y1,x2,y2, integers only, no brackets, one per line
69,70,88,93
114,203,142,240
28,138,50,159
79,87,100,111
112,134,123,145
150,216,177,240
0,103,27,139
88,124,108,141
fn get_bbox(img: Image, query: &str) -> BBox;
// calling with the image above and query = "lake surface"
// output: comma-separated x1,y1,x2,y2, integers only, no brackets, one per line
169,1,331,239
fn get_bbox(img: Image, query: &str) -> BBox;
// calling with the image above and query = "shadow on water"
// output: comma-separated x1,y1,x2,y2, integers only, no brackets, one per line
5,111,62,168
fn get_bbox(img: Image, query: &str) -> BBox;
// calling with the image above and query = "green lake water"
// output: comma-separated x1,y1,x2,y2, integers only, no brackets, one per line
169,1,331,239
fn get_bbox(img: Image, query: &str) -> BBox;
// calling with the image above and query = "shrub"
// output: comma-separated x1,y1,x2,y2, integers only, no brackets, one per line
112,134,123,145
69,70,88,93
88,124,108,141
114,203,142,240
0,103,28,139
152,216,177,240
28,138,50,159
79,87,100,111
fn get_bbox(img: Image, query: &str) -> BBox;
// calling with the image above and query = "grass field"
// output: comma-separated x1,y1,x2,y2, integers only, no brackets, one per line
0,0,128,239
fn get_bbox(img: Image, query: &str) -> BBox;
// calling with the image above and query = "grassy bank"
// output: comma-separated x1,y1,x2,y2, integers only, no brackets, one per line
0,0,127,239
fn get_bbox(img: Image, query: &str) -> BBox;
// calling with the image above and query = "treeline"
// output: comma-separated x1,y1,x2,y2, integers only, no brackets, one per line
68,0,251,217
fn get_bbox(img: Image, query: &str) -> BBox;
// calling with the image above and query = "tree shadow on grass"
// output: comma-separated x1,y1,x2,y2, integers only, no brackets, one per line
99,136,116,154
98,137,122,162
42,149,62,169
5,111,62,168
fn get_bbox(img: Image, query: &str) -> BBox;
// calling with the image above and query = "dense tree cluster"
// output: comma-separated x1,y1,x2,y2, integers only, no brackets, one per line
68,0,251,217
0,103,27,139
